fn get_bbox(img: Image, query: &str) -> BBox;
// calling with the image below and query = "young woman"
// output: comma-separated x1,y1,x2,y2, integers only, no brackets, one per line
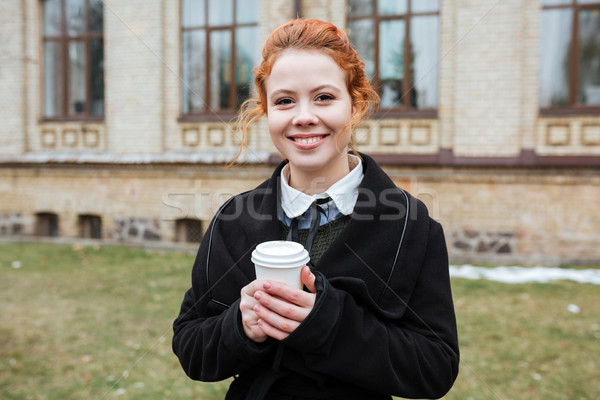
173,19,459,400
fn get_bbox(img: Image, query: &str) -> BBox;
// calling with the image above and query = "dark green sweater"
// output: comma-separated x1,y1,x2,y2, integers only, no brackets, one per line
279,215,351,265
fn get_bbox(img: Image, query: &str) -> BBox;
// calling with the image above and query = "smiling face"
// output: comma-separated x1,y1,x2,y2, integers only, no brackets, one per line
265,49,353,192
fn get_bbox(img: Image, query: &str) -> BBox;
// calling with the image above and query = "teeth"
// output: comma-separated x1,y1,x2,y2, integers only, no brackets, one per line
296,136,321,144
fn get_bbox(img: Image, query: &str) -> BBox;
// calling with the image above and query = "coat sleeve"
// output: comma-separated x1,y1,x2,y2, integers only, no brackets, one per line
281,219,459,398
172,217,276,382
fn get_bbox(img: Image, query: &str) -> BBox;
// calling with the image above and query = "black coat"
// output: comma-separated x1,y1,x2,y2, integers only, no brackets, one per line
172,154,459,399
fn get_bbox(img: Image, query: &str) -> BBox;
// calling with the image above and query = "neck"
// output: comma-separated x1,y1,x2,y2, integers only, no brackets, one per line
287,153,351,195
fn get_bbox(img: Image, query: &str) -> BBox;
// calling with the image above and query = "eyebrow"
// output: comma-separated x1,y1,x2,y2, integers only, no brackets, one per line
269,85,343,99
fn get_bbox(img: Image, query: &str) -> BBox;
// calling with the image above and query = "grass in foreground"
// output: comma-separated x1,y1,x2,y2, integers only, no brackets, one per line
0,243,598,399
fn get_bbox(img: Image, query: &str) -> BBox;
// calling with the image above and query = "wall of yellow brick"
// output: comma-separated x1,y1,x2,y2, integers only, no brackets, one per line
1,164,599,265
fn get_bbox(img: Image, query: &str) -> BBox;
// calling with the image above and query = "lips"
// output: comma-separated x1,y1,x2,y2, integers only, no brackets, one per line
289,134,328,149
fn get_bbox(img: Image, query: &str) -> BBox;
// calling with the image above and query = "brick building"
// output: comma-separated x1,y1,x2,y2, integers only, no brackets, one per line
1,0,599,265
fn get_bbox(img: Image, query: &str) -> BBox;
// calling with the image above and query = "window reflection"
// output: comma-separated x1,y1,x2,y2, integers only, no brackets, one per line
348,0,373,17
66,0,85,37
379,20,405,109
379,0,407,15
540,9,572,107
182,30,207,114
411,15,439,109
209,0,233,26
210,30,232,110
236,26,259,108
578,9,600,105
348,19,375,78
43,42,63,118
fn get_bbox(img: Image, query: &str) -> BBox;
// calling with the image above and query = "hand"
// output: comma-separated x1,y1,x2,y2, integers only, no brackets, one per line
239,280,270,343
253,266,317,341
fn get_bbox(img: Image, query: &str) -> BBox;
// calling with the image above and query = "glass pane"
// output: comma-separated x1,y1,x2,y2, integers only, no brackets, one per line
379,20,405,108
182,0,205,28
379,0,407,15
66,0,85,36
90,39,104,115
539,9,572,107
208,0,233,26
410,15,439,108
210,30,232,110
236,0,258,24
89,0,103,33
411,0,440,13
348,19,375,79
578,0,600,3
235,26,258,108
578,8,600,105
68,41,86,115
43,0,62,36
348,0,373,16
43,41,63,117
541,0,572,5
182,30,207,114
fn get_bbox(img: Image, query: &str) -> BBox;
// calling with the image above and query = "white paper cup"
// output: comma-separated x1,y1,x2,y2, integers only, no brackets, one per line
251,241,310,289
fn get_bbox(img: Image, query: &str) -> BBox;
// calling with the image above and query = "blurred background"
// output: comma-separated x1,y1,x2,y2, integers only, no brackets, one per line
1,1,599,399
1,0,599,266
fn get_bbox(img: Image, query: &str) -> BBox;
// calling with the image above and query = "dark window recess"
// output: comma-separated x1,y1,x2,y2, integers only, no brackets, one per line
35,212,59,237
175,218,204,243
79,214,102,239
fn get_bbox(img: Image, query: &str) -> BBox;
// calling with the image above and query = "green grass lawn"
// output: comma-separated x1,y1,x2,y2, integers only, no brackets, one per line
1,242,598,399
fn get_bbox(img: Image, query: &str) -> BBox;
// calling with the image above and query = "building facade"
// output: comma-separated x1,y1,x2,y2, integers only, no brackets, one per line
1,0,599,265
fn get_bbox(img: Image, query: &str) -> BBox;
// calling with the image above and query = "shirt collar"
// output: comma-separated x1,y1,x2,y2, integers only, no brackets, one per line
280,155,364,219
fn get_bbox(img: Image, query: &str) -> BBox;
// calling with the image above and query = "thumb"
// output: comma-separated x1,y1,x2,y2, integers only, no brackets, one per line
301,266,316,293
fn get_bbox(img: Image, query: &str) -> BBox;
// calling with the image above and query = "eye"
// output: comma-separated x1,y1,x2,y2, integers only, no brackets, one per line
315,94,335,103
274,97,294,106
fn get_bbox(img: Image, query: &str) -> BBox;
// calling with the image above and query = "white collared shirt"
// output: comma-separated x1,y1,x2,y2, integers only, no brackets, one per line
278,155,364,228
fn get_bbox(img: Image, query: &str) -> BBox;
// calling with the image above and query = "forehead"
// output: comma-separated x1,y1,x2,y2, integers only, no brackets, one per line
266,49,347,91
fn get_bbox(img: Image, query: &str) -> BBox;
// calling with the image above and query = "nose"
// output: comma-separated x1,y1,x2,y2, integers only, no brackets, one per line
292,102,319,127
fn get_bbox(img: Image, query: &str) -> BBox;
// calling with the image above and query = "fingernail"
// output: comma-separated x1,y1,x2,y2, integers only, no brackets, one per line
254,291,262,300
263,281,272,289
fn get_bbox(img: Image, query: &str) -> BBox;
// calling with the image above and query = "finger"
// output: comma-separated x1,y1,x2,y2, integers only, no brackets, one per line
254,290,311,322
301,266,316,293
241,279,269,297
254,303,299,334
261,281,315,308
257,319,289,341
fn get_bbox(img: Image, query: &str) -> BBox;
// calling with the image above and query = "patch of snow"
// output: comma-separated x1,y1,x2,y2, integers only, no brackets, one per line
450,265,600,285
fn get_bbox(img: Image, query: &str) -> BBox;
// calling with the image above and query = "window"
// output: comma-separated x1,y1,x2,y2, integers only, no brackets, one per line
35,212,59,237
181,0,259,116
42,0,104,119
79,214,102,239
540,1,600,111
347,0,440,113
175,218,204,243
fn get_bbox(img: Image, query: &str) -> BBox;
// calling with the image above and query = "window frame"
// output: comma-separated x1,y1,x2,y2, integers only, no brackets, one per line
540,0,600,116
179,0,258,121
40,0,104,121
347,0,440,118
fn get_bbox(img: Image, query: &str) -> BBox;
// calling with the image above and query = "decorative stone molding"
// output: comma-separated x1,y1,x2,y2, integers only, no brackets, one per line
354,119,439,154
537,117,600,155
36,123,105,151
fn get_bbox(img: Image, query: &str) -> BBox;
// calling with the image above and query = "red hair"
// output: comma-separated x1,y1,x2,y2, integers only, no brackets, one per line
233,19,379,164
